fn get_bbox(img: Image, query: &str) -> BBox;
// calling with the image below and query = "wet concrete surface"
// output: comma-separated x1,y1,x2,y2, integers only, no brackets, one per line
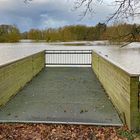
0,67,122,126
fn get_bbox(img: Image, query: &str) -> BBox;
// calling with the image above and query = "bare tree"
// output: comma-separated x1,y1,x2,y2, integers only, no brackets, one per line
24,0,32,3
106,0,140,22
74,0,140,22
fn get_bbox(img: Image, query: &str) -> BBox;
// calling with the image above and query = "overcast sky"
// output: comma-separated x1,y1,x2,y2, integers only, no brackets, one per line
0,0,139,32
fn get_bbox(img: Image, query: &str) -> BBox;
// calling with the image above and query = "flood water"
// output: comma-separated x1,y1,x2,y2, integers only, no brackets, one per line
0,41,140,76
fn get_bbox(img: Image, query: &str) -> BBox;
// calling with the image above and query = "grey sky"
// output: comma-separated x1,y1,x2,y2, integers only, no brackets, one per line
0,0,138,32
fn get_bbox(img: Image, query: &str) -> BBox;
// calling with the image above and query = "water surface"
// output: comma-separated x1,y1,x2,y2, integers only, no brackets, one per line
0,41,140,75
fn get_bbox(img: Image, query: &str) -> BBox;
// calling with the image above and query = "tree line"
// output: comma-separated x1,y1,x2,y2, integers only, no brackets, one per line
0,25,20,42
21,23,140,42
0,23,140,43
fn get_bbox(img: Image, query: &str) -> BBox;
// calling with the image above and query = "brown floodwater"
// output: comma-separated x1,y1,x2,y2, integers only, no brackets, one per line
0,41,140,76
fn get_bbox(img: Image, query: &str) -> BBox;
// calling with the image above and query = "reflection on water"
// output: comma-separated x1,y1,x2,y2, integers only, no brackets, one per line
0,41,140,75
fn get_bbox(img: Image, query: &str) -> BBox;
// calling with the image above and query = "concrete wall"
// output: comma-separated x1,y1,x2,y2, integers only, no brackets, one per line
92,51,140,130
0,51,45,107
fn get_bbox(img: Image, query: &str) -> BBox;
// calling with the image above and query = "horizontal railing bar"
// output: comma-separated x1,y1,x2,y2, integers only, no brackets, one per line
45,50,92,51
45,52,92,54
45,63,91,65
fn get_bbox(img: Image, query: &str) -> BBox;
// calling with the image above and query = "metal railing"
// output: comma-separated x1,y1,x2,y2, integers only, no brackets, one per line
45,50,92,66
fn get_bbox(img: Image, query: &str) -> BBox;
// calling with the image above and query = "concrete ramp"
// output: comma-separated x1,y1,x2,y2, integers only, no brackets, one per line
0,67,122,126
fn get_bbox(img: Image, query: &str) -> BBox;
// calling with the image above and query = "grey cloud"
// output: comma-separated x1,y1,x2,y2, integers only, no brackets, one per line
0,0,117,31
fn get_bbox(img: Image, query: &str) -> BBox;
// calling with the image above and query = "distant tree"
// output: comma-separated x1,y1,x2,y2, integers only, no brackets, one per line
94,23,106,40
0,25,20,42
21,32,28,39
28,29,43,41
86,27,96,40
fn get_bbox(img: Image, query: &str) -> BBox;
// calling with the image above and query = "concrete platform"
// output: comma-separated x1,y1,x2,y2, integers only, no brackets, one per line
0,67,122,126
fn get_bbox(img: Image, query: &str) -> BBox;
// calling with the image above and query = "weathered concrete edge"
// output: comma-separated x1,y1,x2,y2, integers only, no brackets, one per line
0,120,123,126
92,49,140,77
0,50,45,69
0,51,45,107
